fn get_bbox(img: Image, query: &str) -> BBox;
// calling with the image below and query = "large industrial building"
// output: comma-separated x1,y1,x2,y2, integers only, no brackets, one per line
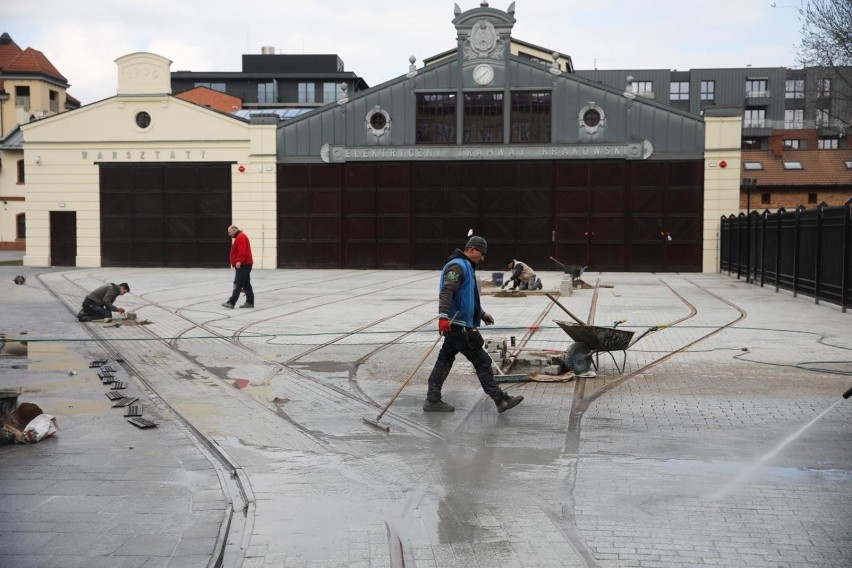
18,2,745,272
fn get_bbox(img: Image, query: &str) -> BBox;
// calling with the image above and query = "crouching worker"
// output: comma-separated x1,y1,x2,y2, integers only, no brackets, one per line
503,259,543,290
423,236,524,414
77,282,129,322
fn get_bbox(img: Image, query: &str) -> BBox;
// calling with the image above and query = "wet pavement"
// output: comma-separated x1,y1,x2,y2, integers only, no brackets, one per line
1,264,850,567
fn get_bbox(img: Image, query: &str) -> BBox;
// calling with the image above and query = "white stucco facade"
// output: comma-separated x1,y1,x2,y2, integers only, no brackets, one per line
702,114,743,273
21,53,278,268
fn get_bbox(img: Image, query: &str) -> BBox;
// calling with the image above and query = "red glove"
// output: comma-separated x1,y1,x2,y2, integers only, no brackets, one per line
438,318,451,335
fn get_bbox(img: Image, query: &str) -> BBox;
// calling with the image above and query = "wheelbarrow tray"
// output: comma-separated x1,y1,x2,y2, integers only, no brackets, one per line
554,321,634,352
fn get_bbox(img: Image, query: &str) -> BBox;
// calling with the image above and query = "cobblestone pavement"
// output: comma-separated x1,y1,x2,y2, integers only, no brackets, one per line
1,265,850,567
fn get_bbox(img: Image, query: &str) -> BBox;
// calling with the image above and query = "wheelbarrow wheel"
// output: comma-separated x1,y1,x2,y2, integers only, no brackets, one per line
562,342,592,374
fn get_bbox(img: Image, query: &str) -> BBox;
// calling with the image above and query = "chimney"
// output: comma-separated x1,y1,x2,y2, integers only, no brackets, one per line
769,133,783,158
261,46,275,55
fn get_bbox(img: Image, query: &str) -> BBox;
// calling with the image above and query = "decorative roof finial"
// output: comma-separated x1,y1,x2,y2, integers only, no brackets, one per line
480,1,489,7
454,3,461,15
508,1,515,14
409,55,416,73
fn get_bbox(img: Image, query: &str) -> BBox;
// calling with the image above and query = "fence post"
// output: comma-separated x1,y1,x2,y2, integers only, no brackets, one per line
760,209,769,287
814,202,827,305
737,212,746,280
775,207,785,293
793,205,805,298
842,198,852,313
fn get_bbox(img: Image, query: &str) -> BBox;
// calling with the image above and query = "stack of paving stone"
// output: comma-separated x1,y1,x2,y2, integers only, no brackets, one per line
91,359,157,428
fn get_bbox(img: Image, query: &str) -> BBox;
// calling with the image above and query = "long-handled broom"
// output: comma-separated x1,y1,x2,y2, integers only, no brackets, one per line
363,333,444,432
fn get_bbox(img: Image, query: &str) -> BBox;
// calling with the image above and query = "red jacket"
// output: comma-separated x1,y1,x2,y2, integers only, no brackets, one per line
230,230,253,267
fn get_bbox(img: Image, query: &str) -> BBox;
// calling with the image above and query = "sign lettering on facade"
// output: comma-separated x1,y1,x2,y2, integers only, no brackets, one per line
321,142,651,163
80,150,208,161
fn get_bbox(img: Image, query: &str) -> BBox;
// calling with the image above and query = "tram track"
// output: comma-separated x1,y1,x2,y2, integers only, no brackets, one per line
41,269,753,568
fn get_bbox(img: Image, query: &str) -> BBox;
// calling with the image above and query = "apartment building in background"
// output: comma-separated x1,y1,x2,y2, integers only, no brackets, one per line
576,65,852,210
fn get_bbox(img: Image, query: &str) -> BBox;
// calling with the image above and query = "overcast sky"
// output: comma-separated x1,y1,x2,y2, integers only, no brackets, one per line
3,0,805,105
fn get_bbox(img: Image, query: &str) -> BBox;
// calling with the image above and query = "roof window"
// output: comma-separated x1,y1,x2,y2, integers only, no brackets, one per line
782,161,803,170
743,162,763,170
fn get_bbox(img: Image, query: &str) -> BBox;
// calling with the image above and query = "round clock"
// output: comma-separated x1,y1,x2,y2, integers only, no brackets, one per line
472,64,494,86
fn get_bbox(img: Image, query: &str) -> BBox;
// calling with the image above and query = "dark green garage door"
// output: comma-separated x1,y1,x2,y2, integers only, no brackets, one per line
100,164,231,267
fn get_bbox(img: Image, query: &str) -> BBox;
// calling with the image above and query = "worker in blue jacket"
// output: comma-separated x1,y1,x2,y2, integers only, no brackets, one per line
423,236,524,414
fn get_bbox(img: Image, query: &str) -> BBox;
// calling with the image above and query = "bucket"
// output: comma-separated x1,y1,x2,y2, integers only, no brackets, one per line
492,272,503,286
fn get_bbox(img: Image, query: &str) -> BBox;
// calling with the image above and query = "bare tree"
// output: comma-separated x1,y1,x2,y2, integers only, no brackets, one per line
797,0,852,132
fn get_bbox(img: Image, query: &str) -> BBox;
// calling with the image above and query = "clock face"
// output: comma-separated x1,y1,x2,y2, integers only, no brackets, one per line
473,64,494,86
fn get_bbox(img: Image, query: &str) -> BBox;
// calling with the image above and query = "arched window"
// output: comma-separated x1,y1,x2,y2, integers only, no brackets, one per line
17,159,25,184
16,213,25,240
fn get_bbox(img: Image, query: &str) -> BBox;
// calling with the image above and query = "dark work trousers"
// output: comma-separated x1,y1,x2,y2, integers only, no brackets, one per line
81,298,111,319
228,264,254,305
426,326,504,403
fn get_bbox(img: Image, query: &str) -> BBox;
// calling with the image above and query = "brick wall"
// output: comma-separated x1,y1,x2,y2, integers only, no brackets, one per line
741,188,852,210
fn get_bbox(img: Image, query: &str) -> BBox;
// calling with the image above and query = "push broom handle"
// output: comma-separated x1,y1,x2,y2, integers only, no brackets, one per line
544,292,587,326
374,315,456,422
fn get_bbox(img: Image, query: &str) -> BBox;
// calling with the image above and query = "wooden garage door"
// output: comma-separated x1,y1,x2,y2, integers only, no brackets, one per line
100,164,231,268
278,160,703,271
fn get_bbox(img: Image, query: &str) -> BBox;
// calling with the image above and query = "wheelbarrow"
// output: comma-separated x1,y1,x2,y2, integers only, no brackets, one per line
545,292,665,375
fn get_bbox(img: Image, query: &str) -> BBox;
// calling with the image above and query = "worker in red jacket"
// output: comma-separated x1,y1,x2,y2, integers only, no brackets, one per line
222,225,255,309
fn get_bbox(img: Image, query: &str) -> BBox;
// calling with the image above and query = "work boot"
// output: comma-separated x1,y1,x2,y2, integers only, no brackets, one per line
239,303,254,308
221,302,235,309
496,394,524,413
423,399,455,412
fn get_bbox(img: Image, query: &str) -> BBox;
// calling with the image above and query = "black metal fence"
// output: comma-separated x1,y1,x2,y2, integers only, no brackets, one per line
720,199,852,312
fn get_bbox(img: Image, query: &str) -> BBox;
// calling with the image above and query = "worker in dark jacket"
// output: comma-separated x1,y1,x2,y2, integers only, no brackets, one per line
222,225,255,309
77,283,129,322
423,236,524,414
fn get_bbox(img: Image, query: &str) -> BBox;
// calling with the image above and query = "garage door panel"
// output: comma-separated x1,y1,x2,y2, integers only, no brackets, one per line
199,194,230,216
591,189,626,214
346,243,376,267
346,217,375,240
516,216,551,240
519,190,549,215
199,166,232,192
133,193,163,216
344,189,376,214
346,165,376,189
377,189,409,214
631,243,664,271
102,218,132,240
101,166,135,192
133,242,164,266
378,243,409,268
480,216,515,240
311,217,341,240
590,162,625,187
483,190,517,214
311,165,341,189
556,162,589,188
413,217,444,239
449,190,479,212
101,241,130,264
312,190,340,214
668,216,702,240
667,189,702,214
631,217,664,240
280,242,309,267
280,217,309,239
102,194,132,216
310,242,341,266
631,161,667,187
413,189,446,213
197,218,226,241
378,217,408,239
165,243,196,267
166,193,196,215
278,165,309,189
166,218,196,240
281,190,310,214
556,188,588,213
556,218,587,240
589,242,625,269
632,188,662,214
377,164,410,189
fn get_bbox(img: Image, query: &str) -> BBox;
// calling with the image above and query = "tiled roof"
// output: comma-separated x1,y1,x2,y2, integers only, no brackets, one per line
0,34,23,70
741,149,852,187
2,47,66,82
0,126,23,150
